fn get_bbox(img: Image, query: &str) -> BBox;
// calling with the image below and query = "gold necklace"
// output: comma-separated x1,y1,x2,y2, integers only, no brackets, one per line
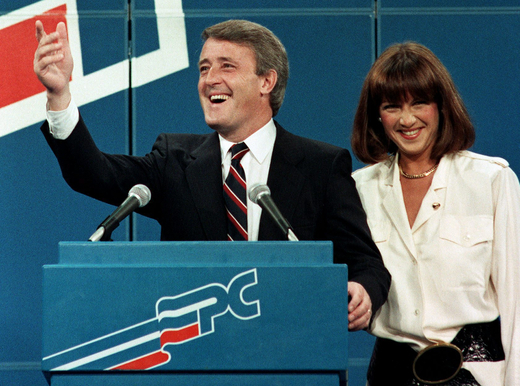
399,163,439,179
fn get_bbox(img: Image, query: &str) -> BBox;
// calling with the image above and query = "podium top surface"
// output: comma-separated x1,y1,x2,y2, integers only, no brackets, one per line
56,241,334,266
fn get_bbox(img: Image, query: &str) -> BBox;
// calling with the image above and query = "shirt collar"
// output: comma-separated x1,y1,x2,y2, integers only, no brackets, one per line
219,119,277,163
389,152,449,189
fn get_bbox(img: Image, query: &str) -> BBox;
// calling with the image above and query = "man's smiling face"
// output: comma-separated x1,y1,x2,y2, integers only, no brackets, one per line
198,38,272,141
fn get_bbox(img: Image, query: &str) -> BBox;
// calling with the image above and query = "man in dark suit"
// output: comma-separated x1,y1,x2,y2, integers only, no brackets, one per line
34,19,390,331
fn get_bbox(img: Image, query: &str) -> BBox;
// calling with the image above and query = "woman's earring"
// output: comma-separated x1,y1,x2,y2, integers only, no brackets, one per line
378,117,382,123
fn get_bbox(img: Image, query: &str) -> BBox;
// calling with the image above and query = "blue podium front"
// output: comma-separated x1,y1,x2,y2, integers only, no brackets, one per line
42,241,349,385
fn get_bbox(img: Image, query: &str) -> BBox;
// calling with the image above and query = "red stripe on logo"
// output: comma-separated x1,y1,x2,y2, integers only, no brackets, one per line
0,5,68,109
160,323,200,346
111,350,170,370
109,324,200,370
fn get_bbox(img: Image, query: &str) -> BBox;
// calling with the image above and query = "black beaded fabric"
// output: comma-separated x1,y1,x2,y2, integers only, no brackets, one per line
410,369,479,386
452,318,505,363
367,318,504,386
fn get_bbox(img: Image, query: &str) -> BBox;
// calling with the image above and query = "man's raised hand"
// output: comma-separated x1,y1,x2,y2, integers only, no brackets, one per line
34,20,73,111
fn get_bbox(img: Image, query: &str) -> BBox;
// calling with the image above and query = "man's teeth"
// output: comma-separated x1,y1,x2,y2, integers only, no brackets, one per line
210,95,230,102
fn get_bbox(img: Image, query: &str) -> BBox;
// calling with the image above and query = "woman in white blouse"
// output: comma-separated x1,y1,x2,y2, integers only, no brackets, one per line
351,42,520,386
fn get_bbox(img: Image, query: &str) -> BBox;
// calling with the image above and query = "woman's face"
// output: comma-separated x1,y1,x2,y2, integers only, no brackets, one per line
379,94,440,161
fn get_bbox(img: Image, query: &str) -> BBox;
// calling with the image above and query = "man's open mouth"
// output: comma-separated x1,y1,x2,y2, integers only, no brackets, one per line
210,95,230,104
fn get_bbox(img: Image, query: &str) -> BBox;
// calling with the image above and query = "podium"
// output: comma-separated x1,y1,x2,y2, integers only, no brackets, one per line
42,241,349,385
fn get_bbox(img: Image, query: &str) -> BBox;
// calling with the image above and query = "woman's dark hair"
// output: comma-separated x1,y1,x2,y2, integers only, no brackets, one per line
351,42,475,164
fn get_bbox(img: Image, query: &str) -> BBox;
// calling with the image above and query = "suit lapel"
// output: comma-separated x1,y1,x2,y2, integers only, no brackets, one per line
185,133,228,240
259,123,305,240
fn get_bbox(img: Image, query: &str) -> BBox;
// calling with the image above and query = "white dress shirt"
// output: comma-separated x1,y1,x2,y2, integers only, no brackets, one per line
219,120,276,241
46,99,276,241
46,98,79,139
353,151,520,386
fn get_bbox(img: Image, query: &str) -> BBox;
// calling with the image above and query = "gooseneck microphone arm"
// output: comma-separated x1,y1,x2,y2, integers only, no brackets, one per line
89,184,152,242
248,184,299,241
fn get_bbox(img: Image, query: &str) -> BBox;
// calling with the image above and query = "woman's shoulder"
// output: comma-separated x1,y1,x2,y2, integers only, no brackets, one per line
352,157,393,183
449,150,510,174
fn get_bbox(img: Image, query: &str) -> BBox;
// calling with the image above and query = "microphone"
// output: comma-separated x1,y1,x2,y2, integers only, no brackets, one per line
248,184,298,241
89,184,151,242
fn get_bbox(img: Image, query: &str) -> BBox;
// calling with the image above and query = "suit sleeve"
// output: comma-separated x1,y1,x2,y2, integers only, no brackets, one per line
325,149,391,314
41,115,165,218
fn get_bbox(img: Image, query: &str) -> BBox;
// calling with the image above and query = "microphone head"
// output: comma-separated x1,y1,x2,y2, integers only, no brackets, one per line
248,184,270,204
129,184,151,207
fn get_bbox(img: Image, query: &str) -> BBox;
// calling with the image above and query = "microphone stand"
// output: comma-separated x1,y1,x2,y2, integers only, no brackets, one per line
89,215,115,242
287,228,299,242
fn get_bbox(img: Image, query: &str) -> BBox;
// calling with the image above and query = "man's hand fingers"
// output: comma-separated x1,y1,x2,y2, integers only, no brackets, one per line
348,308,372,331
347,282,362,312
347,281,373,331
37,42,63,57
56,21,68,42
35,20,45,42
348,300,371,323
33,20,73,109
36,21,64,48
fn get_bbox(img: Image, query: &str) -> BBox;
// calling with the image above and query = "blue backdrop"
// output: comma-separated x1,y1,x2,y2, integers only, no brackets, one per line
1,1,519,385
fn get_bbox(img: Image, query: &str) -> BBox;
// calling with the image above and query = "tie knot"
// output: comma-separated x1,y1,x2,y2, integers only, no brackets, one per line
230,142,249,160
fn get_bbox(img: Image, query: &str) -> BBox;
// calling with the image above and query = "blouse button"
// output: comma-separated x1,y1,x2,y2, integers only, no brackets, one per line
414,309,420,316
463,234,471,242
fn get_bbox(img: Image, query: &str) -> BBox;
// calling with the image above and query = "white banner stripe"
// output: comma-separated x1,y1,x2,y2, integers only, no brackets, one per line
52,331,161,371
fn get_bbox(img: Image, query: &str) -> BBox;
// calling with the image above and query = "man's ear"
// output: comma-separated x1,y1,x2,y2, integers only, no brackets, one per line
260,69,277,95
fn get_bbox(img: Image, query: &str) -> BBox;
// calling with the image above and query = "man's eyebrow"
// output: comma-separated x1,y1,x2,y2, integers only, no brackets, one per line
198,56,235,67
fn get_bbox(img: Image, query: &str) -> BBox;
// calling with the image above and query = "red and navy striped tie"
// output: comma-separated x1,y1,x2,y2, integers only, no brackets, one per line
223,143,249,241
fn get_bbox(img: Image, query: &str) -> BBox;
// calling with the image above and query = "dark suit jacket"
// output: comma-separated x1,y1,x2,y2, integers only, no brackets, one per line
42,117,390,312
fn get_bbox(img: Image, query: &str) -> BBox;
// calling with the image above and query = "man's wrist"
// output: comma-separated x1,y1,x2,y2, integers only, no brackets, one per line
46,87,72,112
47,96,79,139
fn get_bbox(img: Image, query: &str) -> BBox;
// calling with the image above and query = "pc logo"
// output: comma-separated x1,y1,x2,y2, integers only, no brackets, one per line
42,269,261,371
